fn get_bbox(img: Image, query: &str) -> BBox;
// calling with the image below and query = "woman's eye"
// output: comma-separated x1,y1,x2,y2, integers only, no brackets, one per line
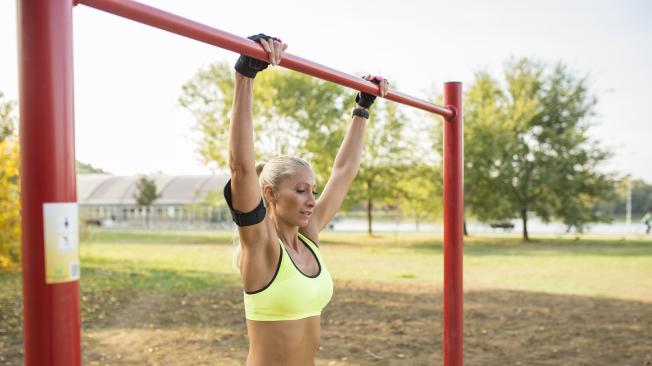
296,189,318,195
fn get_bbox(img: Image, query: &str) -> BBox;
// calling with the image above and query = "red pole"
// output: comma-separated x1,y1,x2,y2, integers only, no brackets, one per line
443,82,464,366
76,0,454,118
18,0,81,365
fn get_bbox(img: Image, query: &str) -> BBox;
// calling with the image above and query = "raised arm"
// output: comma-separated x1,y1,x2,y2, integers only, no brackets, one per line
311,76,389,232
225,34,286,244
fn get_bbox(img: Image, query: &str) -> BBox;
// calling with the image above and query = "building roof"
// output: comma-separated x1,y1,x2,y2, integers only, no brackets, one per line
77,174,230,205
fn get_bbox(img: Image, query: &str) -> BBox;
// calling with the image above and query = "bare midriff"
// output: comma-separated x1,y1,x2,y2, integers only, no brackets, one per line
245,316,321,366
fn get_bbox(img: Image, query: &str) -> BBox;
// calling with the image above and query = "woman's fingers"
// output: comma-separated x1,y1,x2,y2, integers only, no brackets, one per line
380,79,389,97
259,38,274,64
273,39,283,65
259,38,287,66
363,75,390,97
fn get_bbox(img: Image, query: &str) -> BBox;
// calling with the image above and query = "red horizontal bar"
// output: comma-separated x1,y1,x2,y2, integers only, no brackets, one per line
76,0,454,118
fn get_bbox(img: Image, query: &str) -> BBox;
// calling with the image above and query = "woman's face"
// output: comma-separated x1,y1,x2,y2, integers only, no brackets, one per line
269,167,318,227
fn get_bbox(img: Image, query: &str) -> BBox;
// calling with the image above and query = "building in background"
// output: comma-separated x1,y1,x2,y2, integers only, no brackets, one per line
77,174,230,229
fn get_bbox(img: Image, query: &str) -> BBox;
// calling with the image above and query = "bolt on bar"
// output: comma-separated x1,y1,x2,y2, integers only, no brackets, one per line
76,0,455,119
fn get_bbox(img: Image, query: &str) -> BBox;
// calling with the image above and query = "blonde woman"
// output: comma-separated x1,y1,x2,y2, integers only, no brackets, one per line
224,33,388,365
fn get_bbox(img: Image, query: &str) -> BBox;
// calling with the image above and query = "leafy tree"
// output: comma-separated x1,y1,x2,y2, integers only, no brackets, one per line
345,100,417,234
180,62,430,234
133,176,161,227
462,59,614,240
0,93,19,267
0,92,16,142
178,62,349,185
395,163,442,231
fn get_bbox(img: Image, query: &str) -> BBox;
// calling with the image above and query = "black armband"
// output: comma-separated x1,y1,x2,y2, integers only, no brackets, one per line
223,179,267,226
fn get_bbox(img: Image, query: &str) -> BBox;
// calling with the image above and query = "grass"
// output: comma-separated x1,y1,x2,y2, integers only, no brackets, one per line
3,230,652,303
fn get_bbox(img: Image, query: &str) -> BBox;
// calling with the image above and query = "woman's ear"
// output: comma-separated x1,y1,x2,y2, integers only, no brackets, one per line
263,185,276,203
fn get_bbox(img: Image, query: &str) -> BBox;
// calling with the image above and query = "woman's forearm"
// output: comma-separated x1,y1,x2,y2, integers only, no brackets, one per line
228,73,256,172
332,115,367,176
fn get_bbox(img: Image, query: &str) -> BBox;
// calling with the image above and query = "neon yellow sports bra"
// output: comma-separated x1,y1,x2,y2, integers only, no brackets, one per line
244,232,334,321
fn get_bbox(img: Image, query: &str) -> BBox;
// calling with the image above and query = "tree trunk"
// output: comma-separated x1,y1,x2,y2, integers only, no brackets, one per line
366,179,373,235
521,208,529,241
415,214,420,232
367,198,373,235
463,219,469,236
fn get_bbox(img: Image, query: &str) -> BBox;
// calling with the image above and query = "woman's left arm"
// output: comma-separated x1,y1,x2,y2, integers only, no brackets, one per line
310,76,389,232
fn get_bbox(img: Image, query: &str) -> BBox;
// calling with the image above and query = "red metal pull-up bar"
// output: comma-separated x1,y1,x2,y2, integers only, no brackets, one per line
76,0,455,119
18,0,463,365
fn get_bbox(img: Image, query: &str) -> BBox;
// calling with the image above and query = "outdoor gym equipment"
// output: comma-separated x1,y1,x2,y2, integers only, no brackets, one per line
17,0,464,365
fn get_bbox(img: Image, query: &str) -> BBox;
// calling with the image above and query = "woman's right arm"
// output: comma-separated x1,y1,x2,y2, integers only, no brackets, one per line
229,72,260,207
228,72,272,247
228,36,286,245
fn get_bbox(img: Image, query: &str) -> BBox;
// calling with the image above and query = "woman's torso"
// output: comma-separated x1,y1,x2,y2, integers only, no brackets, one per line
245,316,321,366
241,231,332,366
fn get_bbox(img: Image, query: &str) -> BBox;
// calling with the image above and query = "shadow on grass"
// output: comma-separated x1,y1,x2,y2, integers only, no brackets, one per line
3,276,651,365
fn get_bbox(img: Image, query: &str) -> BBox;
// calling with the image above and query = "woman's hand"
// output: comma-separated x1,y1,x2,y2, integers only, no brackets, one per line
258,37,288,66
356,75,389,109
234,34,288,78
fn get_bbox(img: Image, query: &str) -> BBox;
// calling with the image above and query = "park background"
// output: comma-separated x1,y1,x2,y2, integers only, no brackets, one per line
1,0,652,365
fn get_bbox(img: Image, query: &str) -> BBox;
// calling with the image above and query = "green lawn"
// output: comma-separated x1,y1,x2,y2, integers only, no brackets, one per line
3,230,651,366
3,230,652,302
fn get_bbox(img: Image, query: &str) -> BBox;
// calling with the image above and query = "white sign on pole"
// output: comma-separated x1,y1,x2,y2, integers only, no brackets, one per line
43,203,80,283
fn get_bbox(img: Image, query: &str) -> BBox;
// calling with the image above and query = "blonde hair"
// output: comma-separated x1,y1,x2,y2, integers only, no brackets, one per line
231,156,312,271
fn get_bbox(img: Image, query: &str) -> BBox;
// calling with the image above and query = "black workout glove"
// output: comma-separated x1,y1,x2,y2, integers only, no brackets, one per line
234,33,279,79
355,76,383,109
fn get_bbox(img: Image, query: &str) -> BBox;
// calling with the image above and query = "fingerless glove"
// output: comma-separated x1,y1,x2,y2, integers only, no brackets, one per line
355,76,383,109
234,33,279,78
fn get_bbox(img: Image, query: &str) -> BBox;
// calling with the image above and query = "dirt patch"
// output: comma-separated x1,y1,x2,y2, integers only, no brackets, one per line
2,281,652,365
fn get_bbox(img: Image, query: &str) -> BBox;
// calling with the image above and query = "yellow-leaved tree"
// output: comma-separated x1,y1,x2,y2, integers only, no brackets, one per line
0,91,20,268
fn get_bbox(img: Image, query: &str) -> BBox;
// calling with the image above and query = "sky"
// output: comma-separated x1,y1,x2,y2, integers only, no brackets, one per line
1,0,651,180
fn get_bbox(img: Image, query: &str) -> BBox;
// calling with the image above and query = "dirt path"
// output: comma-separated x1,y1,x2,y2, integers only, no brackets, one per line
2,280,652,365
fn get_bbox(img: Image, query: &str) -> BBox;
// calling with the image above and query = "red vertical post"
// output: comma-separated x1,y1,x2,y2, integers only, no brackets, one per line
17,0,81,365
443,82,463,366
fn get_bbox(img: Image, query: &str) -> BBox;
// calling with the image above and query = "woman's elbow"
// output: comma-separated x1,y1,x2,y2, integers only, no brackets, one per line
229,159,255,175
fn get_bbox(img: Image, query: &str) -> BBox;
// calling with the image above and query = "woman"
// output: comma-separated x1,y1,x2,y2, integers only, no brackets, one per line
224,34,389,366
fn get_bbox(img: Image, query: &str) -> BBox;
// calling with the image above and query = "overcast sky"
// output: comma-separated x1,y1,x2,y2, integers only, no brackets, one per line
1,0,650,180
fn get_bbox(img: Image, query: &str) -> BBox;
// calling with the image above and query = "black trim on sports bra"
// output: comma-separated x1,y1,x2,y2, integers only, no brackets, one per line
287,236,321,278
244,243,283,295
299,232,319,248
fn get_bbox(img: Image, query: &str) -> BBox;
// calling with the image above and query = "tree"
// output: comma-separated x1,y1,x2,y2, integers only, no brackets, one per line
179,62,349,185
133,176,161,227
344,100,418,234
395,163,442,231
180,63,428,234
463,59,614,240
0,92,20,267
0,92,16,142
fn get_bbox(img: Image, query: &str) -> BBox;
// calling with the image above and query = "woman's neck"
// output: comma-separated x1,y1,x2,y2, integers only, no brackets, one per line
271,214,301,252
